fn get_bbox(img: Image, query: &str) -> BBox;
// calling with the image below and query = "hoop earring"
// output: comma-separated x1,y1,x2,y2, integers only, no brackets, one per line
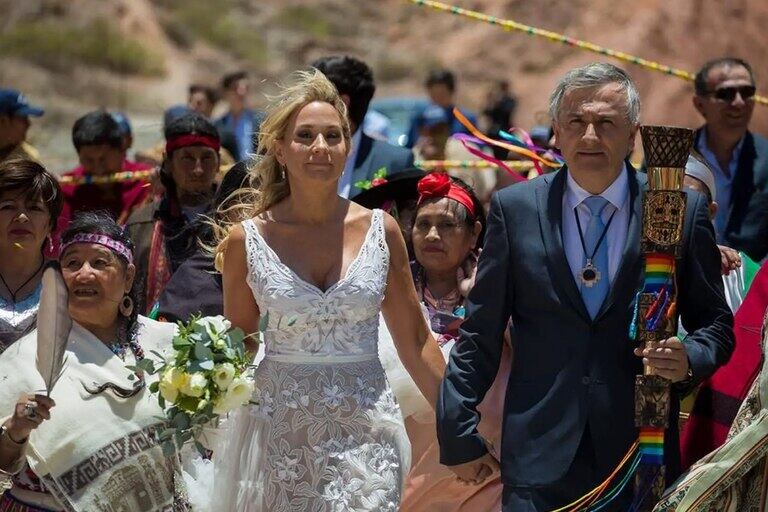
119,295,134,317
280,164,287,181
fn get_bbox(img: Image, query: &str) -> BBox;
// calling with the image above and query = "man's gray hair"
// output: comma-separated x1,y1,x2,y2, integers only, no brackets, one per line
548,63,641,125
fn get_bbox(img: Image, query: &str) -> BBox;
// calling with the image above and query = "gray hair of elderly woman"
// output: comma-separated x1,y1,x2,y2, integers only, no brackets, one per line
548,63,641,125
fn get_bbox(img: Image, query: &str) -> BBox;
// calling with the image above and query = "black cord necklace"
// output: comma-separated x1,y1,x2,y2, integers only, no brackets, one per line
0,260,44,304
574,207,616,288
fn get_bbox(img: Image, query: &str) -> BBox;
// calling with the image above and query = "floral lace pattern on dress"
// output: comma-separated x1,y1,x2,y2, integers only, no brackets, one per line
227,209,409,511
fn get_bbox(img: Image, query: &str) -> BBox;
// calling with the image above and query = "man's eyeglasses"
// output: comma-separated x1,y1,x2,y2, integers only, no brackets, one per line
706,85,757,103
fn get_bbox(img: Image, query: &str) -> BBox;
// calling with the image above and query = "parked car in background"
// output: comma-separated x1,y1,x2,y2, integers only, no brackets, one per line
369,96,429,147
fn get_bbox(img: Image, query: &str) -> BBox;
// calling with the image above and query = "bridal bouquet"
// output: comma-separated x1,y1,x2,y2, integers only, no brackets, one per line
133,315,254,455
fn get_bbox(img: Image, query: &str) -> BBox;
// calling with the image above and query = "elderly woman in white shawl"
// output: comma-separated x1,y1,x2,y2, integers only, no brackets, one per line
0,212,185,512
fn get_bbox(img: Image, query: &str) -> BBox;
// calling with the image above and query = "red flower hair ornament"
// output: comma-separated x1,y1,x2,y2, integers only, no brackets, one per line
416,172,476,218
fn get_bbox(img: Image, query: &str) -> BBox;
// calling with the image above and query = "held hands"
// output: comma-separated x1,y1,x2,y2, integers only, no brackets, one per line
633,337,690,383
5,394,55,442
447,452,500,485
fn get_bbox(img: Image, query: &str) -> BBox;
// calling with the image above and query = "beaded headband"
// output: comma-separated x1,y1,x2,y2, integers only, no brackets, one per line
60,233,133,264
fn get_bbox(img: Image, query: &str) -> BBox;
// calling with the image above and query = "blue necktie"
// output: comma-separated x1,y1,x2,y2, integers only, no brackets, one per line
580,196,611,319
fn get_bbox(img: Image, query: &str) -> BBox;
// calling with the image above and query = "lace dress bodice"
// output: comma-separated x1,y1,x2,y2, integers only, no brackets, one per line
211,209,409,512
242,209,388,361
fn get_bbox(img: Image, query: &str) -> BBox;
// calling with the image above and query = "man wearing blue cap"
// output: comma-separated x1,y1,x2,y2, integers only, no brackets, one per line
0,88,44,165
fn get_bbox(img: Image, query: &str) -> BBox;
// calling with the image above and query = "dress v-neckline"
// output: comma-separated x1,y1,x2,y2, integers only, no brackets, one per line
249,210,379,296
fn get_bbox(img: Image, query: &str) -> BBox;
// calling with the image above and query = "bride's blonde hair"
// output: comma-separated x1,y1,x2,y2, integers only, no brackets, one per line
213,69,351,271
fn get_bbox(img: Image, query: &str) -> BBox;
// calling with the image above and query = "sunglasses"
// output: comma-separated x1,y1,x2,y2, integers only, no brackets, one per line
707,85,756,102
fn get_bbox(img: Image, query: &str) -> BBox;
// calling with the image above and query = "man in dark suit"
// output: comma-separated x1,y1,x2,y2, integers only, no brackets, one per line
436,63,734,511
693,57,768,262
311,55,414,199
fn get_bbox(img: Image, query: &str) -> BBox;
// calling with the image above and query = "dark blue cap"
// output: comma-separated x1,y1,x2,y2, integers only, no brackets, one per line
110,111,132,136
0,89,44,117
421,104,450,128
163,105,192,130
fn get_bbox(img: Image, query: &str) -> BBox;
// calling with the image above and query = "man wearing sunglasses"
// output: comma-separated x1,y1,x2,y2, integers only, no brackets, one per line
693,57,768,262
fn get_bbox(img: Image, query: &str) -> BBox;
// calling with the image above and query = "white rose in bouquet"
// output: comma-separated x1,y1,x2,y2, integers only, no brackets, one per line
213,363,236,390
182,373,208,398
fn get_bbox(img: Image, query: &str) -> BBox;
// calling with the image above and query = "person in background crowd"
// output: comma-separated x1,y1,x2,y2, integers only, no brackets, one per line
55,111,152,248
110,111,133,153
397,173,510,512
189,84,239,162
155,160,248,323
137,104,235,174
215,70,264,161
0,89,43,165
693,57,768,262
188,84,218,118
0,160,62,350
0,212,184,511
482,80,518,159
406,69,478,148
679,151,764,471
126,112,220,315
413,105,496,203
311,55,415,199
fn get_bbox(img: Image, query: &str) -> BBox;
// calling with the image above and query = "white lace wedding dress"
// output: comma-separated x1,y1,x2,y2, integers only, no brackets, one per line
209,209,410,512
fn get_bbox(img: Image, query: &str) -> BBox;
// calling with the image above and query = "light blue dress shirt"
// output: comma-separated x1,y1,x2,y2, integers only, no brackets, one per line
696,129,745,242
563,165,630,286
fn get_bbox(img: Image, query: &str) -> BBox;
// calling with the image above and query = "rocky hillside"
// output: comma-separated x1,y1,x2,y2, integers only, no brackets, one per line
1,0,767,169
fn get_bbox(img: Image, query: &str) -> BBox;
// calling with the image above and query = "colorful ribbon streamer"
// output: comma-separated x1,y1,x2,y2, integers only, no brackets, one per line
409,0,768,107
57,169,156,185
415,159,538,170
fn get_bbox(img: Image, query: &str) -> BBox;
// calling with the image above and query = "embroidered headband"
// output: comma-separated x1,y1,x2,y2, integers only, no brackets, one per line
60,233,134,265
165,134,221,154
417,172,476,218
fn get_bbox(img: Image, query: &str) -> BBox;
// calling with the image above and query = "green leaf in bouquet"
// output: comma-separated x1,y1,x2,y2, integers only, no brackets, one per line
194,440,207,457
178,430,193,444
149,381,160,393
150,349,166,359
159,428,176,441
171,410,192,430
193,341,214,362
258,311,270,333
172,335,192,349
161,440,176,457
177,394,200,413
158,395,166,409
128,358,156,375
228,327,245,344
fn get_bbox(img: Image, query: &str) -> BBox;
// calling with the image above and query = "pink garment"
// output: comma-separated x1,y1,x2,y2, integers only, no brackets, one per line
401,342,512,512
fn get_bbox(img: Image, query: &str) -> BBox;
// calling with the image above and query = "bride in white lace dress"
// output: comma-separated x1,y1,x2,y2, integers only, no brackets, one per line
209,70,446,511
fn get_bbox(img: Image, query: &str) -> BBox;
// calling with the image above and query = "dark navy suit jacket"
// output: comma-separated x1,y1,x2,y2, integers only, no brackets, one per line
348,133,414,199
695,128,768,262
436,166,734,487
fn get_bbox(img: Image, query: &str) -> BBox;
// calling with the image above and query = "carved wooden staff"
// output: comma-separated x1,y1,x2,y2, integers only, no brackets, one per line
631,125,695,511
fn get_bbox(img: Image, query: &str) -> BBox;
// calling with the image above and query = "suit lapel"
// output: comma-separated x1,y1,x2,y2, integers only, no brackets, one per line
349,133,374,196
728,131,756,233
595,166,644,321
536,168,591,322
